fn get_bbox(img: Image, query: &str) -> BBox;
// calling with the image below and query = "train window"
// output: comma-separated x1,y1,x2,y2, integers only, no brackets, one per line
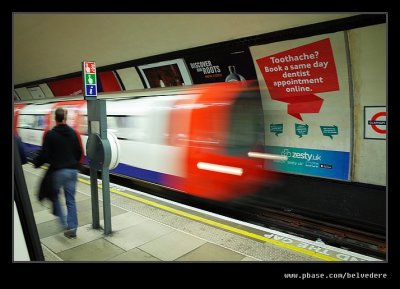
51,106,78,128
37,115,45,129
65,111,77,127
188,106,226,150
107,115,146,141
79,115,88,135
17,114,33,128
226,91,264,156
17,114,46,130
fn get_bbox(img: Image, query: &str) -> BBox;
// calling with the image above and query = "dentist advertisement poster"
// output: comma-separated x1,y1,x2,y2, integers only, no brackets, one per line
250,32,351,180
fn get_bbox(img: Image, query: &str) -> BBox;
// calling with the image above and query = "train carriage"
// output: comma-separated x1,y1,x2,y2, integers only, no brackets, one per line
15,82,279,201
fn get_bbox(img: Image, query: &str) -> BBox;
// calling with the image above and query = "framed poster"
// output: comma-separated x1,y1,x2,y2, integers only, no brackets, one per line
251,32,351,181
364,106,386,140
184,48,257,85
28,86,46,99
138,59,192,88
13,90,20,101
47,77,83,96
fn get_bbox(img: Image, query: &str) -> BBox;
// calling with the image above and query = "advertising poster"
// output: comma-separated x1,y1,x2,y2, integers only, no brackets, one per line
250,32,351,180
364,106,386,140
47,73,120,96
13,90,21,101
116,67,145,90
98,71,122,92
184,48,257,85
137,59,192,88
47,76,83,96
28,86,46,99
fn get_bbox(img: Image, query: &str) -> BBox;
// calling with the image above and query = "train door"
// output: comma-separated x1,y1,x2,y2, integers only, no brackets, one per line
14,103,26,134
183,82,274,201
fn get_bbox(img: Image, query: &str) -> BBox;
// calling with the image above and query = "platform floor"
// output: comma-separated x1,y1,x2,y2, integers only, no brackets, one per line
22,165,380,262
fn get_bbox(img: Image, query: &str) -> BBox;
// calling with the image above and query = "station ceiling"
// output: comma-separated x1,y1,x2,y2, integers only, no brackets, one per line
13,13,356,85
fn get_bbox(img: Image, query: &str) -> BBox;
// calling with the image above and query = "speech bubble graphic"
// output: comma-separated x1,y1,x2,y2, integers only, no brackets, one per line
270,123,283,136
295,123,309,138
320,125,338,139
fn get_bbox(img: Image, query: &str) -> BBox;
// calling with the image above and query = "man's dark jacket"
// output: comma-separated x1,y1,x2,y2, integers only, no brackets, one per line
34,124,83,203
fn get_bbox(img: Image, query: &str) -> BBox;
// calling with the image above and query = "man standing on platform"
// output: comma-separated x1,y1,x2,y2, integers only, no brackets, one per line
34,107,83,239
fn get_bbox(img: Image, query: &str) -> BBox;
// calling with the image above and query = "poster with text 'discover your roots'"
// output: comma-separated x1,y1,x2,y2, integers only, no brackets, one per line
184,48,257,85
250,32,351,180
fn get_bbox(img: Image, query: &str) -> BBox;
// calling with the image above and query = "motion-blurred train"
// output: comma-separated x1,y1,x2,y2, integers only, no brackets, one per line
14,82,284,201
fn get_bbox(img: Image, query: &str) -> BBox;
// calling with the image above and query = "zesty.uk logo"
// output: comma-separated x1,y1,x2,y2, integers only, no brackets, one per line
281,149,321,162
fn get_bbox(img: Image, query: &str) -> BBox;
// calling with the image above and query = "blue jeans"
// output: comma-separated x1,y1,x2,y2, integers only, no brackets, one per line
52,169,78,234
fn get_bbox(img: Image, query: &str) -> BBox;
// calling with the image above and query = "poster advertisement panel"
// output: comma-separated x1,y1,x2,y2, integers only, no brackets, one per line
250,32,351,180
28,86,46,99
138,59,192,88
184,48,257,85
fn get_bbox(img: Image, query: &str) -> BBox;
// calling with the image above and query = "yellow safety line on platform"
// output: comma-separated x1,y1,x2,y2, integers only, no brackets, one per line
78,177,339,261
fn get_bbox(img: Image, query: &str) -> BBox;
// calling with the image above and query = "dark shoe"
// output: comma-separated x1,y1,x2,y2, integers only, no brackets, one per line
64,230,77,239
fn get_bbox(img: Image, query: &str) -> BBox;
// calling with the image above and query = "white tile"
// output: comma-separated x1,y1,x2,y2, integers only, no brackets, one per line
34,210,58,224
176,242,245,261
41,244,63,261
75,192,91,202
107,248,161,261
241,256,261,261
139,230,206,261
105,220,173,251
58,239,124,261
31,201,49,213
41,224,104,253
100,211,148,231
